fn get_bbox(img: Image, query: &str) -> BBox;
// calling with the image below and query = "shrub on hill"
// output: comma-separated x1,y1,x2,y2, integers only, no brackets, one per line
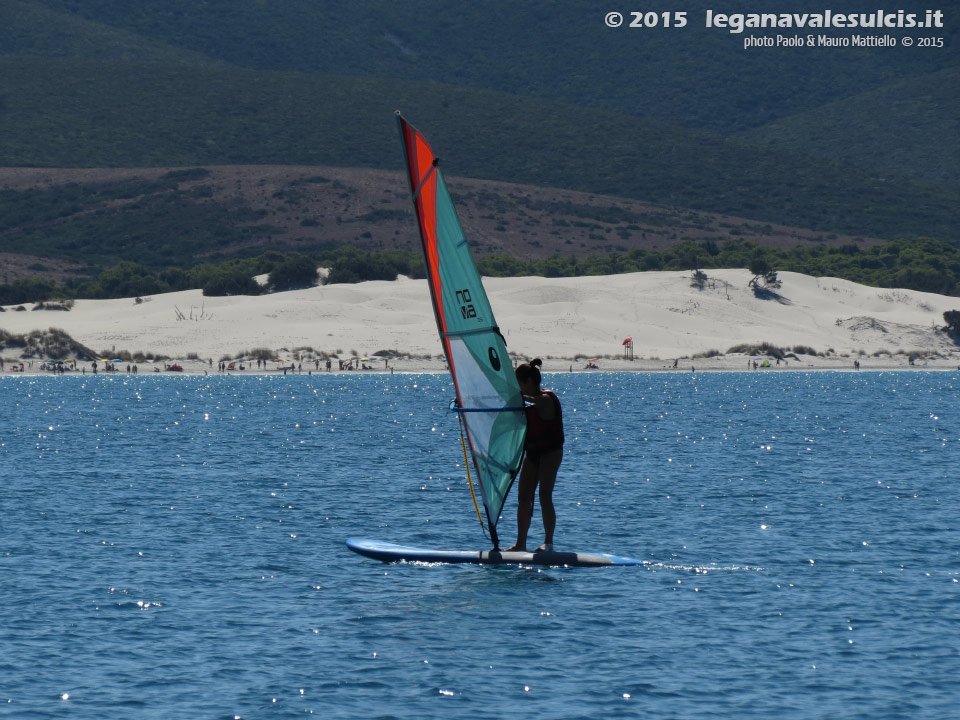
32,299,75,311
201,268,262,297
944,310,960,336
98,261,162,298
728,342,786,359
0,328,96,360
322,248,423,284
0,277,58,305
268,254,319,291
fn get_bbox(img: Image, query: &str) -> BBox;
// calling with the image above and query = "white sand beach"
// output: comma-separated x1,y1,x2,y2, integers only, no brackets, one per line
2,269,958,373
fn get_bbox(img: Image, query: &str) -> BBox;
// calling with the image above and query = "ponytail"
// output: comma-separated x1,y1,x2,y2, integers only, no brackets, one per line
515,357,543,387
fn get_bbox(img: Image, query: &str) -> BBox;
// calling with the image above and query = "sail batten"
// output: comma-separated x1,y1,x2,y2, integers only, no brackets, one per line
397,113,526,547
453,407,525,413
441,327,503,339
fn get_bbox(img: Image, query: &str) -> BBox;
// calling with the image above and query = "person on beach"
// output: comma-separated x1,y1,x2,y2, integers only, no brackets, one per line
507,358,564,552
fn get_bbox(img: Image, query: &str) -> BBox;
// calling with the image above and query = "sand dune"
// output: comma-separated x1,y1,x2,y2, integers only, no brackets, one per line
2,270,958,372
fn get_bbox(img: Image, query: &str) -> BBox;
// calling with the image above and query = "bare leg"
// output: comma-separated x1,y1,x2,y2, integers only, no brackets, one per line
536,449,562,547
507,459,537,551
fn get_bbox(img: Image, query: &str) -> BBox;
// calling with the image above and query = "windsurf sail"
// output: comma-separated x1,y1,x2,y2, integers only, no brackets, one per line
396,112,526,548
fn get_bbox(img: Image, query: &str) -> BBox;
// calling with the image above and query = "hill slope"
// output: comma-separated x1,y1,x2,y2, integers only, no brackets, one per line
21,1,958,135
1,0,956,266
1,62,956,243
0,165,886,279
739,66,960,187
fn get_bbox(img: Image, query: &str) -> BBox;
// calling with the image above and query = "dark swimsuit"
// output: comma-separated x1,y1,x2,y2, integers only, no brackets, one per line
524,390,564,462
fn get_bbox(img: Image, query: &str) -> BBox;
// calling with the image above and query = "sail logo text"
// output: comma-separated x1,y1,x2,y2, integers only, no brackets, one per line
456,289,477,319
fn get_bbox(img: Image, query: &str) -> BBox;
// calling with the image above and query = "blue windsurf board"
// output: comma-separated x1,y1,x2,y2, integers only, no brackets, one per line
347,538,644,567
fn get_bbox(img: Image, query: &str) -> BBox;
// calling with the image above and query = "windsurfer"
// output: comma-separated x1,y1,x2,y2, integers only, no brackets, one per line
507,358,564,552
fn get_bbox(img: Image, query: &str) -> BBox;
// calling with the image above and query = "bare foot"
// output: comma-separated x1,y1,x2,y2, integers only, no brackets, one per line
505,544,526,552
536,543,554,552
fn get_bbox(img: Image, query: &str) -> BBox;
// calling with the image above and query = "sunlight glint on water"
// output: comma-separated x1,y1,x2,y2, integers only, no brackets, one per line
1,371,957,719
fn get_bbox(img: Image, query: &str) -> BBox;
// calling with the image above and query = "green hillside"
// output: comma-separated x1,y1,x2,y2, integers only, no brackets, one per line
25,0,958,134
2,0,220,65
1,57,957,242
739,66,960,187
1,0,957,261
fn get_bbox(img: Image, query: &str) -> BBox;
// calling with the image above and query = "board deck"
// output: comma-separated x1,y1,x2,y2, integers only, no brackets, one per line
347,538,644,567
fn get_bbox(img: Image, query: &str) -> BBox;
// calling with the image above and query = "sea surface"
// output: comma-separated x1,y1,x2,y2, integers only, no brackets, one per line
1,371,958,719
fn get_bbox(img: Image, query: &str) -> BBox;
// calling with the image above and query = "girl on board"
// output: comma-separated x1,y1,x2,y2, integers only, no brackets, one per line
507,358,564,552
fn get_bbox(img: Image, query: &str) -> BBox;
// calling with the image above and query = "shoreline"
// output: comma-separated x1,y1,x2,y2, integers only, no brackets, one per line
4,354,958,377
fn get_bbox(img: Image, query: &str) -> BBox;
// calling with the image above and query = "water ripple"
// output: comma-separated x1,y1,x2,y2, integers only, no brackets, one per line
1,371,958,718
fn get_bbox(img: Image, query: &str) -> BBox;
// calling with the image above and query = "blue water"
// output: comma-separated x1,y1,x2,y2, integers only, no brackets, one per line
1,371,958,719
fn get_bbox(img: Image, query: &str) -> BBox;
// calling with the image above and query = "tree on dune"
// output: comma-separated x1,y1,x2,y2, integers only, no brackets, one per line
944,310,960,337
748,256,781,292
269,254,320,291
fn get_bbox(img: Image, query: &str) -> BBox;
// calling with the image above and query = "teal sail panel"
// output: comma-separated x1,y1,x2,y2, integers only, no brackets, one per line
397,113,526,546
